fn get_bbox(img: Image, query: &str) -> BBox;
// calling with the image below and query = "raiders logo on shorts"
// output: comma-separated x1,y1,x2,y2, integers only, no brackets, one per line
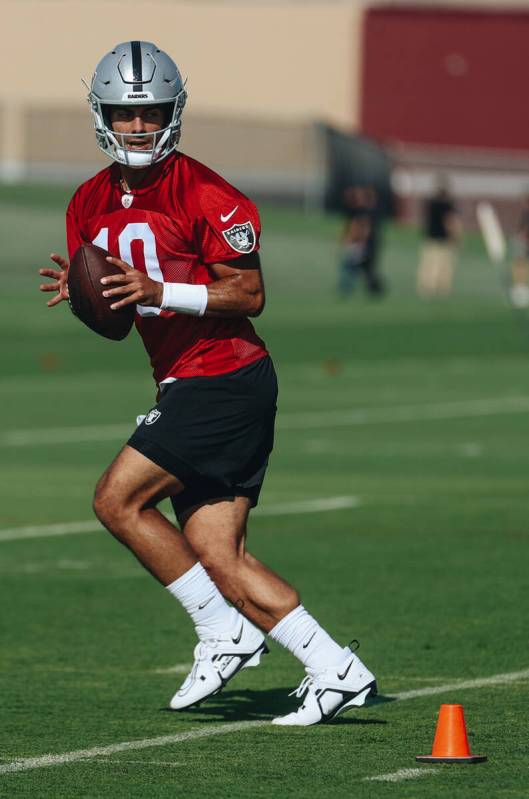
145,409,161,425
222,222,256,254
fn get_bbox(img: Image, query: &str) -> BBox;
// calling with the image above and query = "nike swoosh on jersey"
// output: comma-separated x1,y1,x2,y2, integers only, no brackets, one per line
220,205,239,223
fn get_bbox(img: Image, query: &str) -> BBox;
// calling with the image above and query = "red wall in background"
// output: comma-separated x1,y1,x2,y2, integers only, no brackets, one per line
361,7,529,151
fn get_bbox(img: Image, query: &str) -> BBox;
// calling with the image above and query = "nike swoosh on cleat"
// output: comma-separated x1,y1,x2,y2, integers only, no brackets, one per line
220,205,239,223
232,623,244,644
337,658,355,681
302,632,316,649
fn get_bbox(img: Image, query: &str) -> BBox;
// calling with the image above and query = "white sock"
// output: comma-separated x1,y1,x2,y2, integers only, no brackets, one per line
166,562,238,641
269,605,347,673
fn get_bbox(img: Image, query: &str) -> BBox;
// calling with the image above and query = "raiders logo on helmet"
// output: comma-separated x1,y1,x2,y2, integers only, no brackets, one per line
222,222,256,254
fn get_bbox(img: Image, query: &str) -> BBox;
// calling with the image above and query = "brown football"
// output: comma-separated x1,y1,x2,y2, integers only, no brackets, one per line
67,243,135,341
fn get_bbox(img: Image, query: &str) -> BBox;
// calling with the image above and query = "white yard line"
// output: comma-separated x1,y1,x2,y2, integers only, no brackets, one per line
0,423,132,447
2,396,529,447
364,768,436,783
0,496,360,543
0,721,268,775
1,666,527,776
389,668,529,701
152,664,192,675
0,521,102,543
278,396,529,430
93,759,183,767
255,496,360,515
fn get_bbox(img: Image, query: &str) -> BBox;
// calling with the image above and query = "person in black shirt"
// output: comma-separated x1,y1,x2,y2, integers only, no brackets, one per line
338,186,385,297
417,181,462,297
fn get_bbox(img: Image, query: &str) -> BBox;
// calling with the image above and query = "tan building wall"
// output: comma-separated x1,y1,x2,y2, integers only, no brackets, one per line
1,0,364,180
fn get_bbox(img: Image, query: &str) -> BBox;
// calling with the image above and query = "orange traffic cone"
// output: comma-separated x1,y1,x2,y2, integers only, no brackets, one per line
416,704,487,764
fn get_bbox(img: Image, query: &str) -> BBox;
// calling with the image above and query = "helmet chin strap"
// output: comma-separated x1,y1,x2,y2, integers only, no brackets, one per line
120,150,155,168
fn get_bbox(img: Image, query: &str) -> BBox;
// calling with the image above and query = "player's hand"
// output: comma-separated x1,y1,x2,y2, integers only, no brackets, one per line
101,257,163,309
39,253,70,307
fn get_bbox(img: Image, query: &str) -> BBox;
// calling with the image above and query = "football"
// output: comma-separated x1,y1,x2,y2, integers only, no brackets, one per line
67,243,135,341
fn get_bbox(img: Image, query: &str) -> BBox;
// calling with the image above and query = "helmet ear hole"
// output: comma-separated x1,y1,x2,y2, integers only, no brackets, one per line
162,102,175,127
101,105,113,128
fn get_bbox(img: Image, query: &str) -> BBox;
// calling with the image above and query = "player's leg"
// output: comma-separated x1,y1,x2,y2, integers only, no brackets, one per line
437,244,454,296
179,495,299,630
338,248,358,296
417,242,435,296
510,257,529,307
177,496,376,725
93,444,195,582
93,445,264,693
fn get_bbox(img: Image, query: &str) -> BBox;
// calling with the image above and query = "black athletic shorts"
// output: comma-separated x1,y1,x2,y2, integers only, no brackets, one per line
127,355,278,516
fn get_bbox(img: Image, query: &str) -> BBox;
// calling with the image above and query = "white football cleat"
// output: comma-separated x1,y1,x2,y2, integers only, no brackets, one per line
272,646,376,726
169,618,268,710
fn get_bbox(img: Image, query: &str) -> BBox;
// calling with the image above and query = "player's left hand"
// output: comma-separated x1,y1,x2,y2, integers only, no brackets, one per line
101,257,163,309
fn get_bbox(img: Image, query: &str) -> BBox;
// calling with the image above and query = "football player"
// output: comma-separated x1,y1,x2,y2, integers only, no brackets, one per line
39,41,376,725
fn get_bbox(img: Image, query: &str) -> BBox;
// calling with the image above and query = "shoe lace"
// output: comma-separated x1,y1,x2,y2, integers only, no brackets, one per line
288,674,314,699
287,640,360,700
187,639,217,681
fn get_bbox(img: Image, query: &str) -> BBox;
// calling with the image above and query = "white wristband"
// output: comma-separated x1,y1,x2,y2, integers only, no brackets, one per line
160,282,208,316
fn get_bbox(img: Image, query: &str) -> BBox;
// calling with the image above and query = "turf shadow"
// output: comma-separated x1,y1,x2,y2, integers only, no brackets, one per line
368,693,397,706
160,686,305,722
160,687,389,724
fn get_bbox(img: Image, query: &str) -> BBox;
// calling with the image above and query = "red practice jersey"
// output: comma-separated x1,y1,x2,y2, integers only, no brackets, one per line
66,152,268,384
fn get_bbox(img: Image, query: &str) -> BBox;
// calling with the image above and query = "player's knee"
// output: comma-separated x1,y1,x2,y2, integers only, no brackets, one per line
199,548,238,585
92,474,128,532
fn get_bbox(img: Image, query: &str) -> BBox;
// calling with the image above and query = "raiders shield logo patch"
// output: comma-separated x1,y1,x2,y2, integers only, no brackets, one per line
222,221,256,254
145,409,161,425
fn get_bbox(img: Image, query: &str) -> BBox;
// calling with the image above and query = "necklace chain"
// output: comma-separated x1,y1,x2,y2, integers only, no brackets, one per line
119,166,154,195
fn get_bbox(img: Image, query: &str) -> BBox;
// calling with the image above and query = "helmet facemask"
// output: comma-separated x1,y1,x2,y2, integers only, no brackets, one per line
89,91,186,168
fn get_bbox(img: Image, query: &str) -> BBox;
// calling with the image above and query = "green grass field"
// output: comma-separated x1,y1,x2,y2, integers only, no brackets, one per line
1,183,528,798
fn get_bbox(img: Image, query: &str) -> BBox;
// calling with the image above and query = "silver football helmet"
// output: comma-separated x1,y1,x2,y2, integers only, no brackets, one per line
87,41,187,168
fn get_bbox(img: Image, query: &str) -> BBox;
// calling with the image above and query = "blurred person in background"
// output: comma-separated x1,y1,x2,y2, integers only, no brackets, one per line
417,177,462,298
509,193,529,308
338,185,385,298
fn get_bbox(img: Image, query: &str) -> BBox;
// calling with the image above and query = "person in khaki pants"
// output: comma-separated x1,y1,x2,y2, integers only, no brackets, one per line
509,193,529,308
417,180,462,298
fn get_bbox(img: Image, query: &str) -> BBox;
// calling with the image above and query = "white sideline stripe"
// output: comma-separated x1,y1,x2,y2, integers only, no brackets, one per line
152,664,192,675
2,396,529,447
0,521,102,542
0,496,360,543
93,759,183,767
2,666,527,776
364,768,435,783
256,496,360,515
390,668,529,700
0,423,132,447
0,721,268,775
279,396,529,430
